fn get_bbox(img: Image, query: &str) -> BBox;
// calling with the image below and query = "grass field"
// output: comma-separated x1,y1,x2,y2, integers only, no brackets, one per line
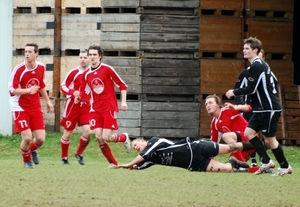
0,132,299,207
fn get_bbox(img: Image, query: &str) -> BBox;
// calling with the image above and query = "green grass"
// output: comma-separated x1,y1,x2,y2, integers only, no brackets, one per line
0,132,299,207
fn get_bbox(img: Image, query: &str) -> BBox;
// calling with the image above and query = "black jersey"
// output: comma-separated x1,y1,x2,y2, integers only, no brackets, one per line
234,67,252,121
234,67,251,105
138,137,194,169
233,57,281,112
137,137,219,171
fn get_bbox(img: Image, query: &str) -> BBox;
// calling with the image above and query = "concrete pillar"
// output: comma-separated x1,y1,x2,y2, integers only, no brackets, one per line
0,0,13,135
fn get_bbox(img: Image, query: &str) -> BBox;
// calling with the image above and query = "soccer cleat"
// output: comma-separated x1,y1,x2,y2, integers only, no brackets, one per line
31,150,39,165
122,133,131,153
251,163,258,167
254,160,275,175
107,163,118,169
271,165,293,176
24,161,34,169
229,156,250,169
75,153,85,165
62,158,70,165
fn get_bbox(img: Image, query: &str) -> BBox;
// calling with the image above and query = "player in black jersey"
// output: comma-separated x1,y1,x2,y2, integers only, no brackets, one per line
234,49,269,168
226,37,292,176
118,137,251,172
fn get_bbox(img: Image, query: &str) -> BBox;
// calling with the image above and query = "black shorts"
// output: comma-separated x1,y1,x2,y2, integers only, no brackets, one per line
248,111,281,137
189,140,219,172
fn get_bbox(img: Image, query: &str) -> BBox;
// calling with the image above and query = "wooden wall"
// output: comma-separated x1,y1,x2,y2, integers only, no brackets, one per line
12,0,299,143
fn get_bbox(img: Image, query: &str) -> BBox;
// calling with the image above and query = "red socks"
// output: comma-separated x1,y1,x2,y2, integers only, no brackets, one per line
60,138,70,158
99,143,118,165
76,136,90,155
21,148,31,162
114,133,126,142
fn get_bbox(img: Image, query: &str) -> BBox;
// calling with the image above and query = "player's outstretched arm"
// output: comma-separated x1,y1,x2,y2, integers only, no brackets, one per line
118,155,144,169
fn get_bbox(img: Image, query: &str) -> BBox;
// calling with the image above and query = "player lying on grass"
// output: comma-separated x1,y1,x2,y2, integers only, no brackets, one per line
118,137,252,172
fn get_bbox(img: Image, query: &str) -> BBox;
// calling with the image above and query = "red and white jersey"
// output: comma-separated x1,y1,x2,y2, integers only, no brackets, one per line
61,66,85,99
79,62,127,112
210,107,248,143
8,61,46,112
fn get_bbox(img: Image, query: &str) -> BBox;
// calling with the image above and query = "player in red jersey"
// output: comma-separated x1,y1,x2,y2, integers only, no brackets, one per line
75,45,131,168
205,94,255,170
59,51,92,165
8,43,54,169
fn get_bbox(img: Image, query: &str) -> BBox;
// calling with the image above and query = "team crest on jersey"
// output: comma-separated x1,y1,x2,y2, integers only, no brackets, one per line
26,78,40,88
91,78,104,94
248,77,254,82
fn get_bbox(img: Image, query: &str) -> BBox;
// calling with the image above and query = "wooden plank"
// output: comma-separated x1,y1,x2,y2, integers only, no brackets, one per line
143,85,199,95
141,8,197,16
102,57,142,67
283,85,300,93
101,14,140,23
142,111,199,119
62,14,101,23
141,15,199,25
200,0,243,10
141,42,198,51
245,18,293,53
14,0,54,8
142,119,198,128
13,35,54,49
285,101,300,109
142,102,200,111
268,60,293,86
101,0,140,7
101,23,140,32
141,51,196,59
141,33,199,43
140,128,199,139
141,94,197,102
285,109,300,116
143,59,199,68
140,0,199,8
13,14,54,22
200,16,243,52
143,77,199,86
62,0,101,7
143,67,199,77
245,0,294,12
61,30,101,50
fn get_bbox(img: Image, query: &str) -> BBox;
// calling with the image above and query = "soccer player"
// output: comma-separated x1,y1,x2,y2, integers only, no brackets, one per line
118,137,248,172
226,37,292,176
8,43,54,169
205,94,254,170
75,45,131,168
234,49,268,167
59,50,92,165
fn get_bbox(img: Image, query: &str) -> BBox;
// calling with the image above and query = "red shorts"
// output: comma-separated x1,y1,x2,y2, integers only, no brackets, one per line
90,110,119,130
13,110,45,133
60,100,90,131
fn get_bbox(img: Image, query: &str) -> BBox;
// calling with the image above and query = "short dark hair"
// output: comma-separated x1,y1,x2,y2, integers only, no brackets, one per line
88,45,104,56
243,37,262,55
25,43,39,53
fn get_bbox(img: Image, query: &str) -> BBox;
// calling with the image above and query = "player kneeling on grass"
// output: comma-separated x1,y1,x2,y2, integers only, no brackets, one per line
118,137,249,172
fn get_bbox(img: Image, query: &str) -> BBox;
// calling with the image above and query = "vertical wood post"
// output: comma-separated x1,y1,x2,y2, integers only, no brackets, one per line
53,0,62,132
